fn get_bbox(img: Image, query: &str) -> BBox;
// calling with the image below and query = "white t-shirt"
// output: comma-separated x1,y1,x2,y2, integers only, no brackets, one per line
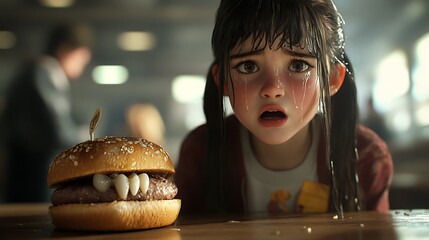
241,119,320,213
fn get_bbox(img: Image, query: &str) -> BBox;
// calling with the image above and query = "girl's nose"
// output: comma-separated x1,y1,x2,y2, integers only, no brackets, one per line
261,75,285,98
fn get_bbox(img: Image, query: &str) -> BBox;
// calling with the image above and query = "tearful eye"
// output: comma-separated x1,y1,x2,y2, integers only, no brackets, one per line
289,60,310,73
236,61,259,74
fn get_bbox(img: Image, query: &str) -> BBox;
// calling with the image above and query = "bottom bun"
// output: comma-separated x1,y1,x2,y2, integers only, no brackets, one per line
49,199,181,231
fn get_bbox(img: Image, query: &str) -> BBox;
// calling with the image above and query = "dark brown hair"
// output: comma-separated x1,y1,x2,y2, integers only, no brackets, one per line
45,23,93,57
204,0,360,213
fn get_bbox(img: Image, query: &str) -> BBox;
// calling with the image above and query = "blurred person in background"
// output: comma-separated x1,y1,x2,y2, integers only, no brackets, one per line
126,103,166,147
0,23,93,202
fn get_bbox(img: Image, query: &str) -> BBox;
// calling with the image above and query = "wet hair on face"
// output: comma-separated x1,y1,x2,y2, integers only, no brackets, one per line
205,0,361,213
212,0,346,88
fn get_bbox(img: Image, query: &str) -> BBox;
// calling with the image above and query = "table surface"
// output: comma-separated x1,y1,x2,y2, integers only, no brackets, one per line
0,203,428,239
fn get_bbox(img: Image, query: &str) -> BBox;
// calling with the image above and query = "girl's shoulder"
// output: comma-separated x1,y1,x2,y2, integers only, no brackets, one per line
356,124,392,161
179,115,241,156
356,124,394,211
356,123,393,186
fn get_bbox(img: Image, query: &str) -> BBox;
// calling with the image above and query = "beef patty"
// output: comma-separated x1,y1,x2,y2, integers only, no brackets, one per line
51,175,177,206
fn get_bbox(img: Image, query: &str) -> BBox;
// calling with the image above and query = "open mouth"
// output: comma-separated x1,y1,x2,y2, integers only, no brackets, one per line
260,110,286,120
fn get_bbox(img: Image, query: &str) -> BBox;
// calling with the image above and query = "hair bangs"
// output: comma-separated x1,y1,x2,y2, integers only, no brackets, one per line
216,1,325,59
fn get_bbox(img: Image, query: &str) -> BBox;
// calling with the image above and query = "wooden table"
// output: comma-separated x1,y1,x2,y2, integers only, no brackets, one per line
0,203,428,239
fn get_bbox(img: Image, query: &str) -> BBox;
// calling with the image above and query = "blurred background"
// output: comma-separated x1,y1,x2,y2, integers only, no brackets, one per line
0,0,428,208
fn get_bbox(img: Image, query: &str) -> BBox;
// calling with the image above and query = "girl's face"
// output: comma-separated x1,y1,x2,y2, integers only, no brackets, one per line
226,38,320,145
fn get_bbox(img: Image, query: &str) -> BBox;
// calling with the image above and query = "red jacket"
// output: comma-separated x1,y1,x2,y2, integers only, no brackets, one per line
175,115,393,214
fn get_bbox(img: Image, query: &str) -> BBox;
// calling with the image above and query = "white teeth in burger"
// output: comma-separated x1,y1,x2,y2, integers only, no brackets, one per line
93,174,112,192
92,172,150,198
139,173,149,195
113,174,129,200
128,173,140,196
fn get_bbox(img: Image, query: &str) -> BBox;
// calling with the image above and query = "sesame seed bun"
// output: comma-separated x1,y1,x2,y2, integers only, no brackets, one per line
47,136,175,188
49,200,181,231
47,136,180,231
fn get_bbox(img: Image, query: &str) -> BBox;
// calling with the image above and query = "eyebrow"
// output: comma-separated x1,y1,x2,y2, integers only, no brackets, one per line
230,49,264,59
230,48,317,59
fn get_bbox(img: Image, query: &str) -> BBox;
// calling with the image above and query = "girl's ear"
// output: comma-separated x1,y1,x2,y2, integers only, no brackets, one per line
329,62,346,96
212,63,229,96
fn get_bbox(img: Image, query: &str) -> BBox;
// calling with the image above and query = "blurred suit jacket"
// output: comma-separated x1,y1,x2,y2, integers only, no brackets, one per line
0,56,83,202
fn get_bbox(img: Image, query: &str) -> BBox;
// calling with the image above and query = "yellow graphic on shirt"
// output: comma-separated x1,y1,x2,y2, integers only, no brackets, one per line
296,180,330,213
267,189,291,214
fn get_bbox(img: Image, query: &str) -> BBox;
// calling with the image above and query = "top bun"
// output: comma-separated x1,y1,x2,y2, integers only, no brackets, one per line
48,137,174,187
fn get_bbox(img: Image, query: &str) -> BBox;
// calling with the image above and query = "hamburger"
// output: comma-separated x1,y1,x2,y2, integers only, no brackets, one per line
47,136,181,231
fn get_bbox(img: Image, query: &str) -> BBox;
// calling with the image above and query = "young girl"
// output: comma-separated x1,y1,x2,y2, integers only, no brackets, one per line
175,0,393,215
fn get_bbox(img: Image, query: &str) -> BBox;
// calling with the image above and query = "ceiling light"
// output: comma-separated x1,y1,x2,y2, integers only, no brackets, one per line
117,31,157,51
92,65,129,85
172,75,205,103
373,50,410,112
39,0,74,8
